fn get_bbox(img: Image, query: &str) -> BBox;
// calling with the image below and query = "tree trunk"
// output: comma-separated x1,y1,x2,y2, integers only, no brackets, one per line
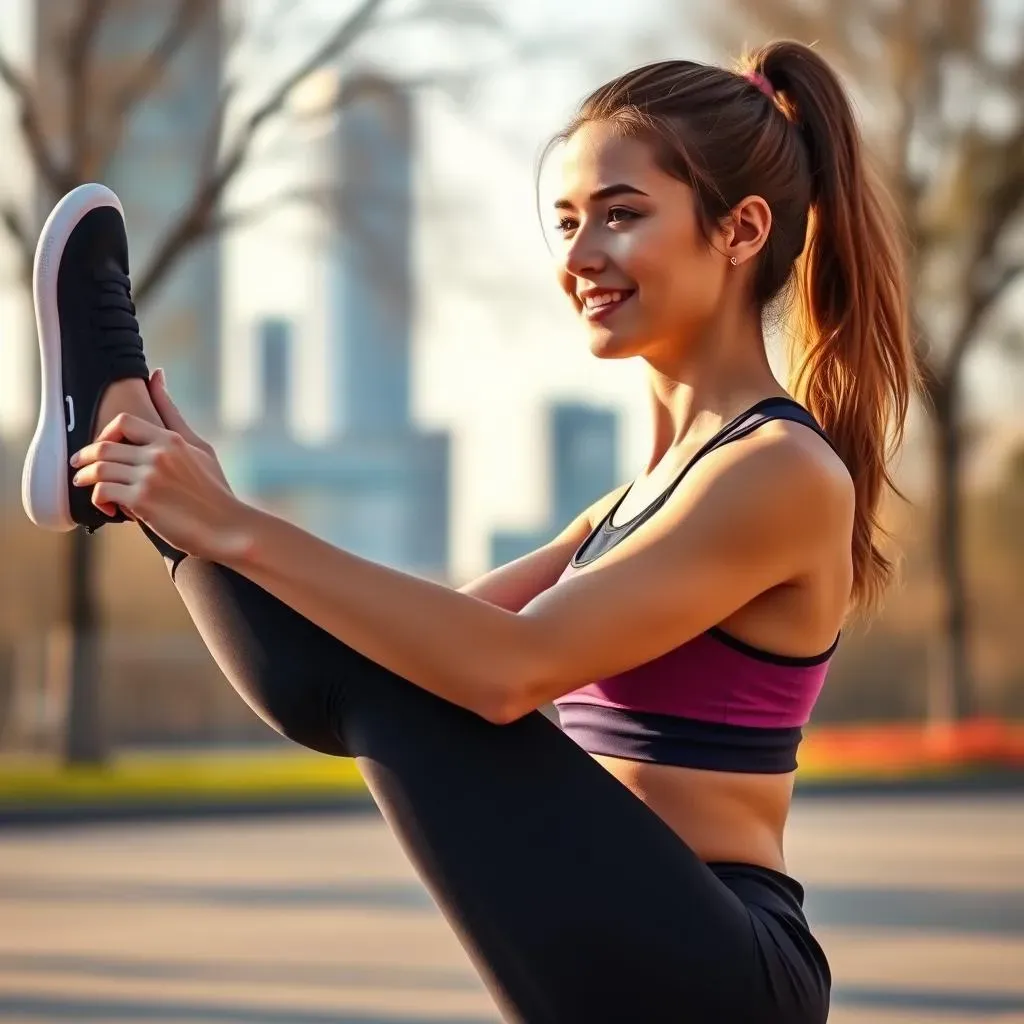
63,528,106,764
927,381,974,724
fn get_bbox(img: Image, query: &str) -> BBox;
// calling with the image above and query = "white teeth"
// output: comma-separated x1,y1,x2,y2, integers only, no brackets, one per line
584,291,625,309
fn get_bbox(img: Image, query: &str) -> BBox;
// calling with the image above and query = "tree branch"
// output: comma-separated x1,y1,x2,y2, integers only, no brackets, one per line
205,185,331,236
0,199,35,285
197,80,236,185
886,1,930,243
133,0,387,306
64,0,109,176
940,125,1024,376
948,260,1024,379
374,0,499,32
0,50,73,197
92,0,208,176
221,0,385,161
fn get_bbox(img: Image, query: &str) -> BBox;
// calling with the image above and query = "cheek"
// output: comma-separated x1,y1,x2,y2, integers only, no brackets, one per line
634,236,726,327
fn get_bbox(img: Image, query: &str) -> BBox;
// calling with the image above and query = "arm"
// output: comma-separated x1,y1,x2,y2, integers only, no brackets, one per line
457,487,627,611
221,433,850,723
74,414,850,725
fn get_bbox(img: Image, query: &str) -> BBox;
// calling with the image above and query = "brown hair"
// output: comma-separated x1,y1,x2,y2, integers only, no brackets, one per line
545,41,915,613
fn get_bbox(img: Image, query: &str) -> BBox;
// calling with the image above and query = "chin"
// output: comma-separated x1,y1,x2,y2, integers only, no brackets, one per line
586,326,643,360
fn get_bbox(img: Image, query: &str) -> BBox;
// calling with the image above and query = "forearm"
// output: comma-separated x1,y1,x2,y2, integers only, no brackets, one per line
225,503,544,723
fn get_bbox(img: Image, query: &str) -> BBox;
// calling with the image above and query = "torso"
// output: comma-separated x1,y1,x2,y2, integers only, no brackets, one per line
552,398,851,873
566,537,817,872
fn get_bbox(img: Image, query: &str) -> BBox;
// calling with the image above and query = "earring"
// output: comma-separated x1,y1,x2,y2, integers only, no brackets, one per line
730,256,739,266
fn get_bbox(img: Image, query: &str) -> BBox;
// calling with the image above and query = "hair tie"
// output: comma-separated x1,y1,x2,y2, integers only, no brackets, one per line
743,70,775,100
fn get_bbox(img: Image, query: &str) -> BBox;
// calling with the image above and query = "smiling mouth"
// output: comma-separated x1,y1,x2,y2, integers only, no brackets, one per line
581,289,636,322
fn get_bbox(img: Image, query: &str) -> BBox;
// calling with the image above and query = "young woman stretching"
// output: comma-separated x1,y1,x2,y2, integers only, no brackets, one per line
22,40,913,1024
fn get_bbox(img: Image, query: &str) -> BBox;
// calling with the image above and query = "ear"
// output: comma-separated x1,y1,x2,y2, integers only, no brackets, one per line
722,195,772,267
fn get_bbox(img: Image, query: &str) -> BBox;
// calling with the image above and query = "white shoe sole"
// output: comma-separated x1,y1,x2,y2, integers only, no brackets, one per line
21,183,125,531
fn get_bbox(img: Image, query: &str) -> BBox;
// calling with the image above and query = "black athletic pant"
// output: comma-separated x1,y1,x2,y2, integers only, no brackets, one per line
141,527,831,1024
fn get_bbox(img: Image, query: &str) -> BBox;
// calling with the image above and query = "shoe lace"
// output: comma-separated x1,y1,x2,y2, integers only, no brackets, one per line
92,266,143,355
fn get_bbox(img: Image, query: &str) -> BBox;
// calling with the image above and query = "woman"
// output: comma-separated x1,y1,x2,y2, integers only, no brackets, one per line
23,40,913,1024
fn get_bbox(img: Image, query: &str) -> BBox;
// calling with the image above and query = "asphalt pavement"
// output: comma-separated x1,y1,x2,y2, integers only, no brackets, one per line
0,793,1021,1023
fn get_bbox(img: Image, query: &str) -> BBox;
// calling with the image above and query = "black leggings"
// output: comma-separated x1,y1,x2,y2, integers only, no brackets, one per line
143,528,831,1024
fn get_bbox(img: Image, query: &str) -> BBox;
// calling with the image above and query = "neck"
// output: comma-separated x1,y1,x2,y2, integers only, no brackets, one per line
641,311,784,473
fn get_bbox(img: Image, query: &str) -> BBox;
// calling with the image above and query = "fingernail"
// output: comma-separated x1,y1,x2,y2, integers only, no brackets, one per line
69,452,81,468
72,472,82,485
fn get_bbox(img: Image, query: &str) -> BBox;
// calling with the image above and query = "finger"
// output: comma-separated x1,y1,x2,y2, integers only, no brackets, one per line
93,412,165,447
92,481,135,514
149,369,207,448
72,461,139,488
71,439,149,469
89,472,138,518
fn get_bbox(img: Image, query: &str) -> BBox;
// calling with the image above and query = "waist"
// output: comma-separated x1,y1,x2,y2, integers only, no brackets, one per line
556,701,802,773
591,752,793,869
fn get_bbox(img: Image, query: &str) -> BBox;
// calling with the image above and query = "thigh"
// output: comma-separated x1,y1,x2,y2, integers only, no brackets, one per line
168,553,373,756
341,675,764,1024
155,544,773,1021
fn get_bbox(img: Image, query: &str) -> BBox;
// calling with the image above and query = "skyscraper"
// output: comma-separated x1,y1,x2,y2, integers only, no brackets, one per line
256,316,294,432
489,400,621,567
551,403,620,528
328,73,414,438
221,70,451,579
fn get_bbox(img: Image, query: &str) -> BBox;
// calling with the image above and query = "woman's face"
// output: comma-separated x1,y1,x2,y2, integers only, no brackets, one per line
552,121,731,362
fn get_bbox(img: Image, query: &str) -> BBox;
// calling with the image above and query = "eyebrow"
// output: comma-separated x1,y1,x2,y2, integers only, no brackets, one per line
553,183,649,210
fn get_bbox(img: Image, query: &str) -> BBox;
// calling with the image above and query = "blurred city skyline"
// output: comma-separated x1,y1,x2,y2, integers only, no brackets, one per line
0,0,1020,584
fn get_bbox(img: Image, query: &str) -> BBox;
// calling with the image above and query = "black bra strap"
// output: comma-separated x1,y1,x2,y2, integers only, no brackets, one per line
573,397,837,566
697,397,840,464
627,397,836,524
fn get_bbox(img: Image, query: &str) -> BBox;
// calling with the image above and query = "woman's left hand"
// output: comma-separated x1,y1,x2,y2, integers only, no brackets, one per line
70,403,254,563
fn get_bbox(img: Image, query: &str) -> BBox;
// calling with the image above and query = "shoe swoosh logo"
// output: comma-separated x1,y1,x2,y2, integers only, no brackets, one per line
65,395,75,433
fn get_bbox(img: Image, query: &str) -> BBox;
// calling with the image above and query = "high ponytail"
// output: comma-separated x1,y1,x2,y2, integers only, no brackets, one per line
553,42,915,613
750,42,915,612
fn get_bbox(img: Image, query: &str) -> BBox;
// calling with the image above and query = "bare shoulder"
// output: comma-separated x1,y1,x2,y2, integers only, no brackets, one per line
664,417,855,556
765,417,854,522
756,415,852,485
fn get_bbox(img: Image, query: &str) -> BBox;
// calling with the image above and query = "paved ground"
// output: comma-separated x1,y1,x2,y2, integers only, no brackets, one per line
0,793,1021,1023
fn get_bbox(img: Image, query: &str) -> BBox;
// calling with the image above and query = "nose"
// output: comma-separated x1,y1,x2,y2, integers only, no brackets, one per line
561,223,607,280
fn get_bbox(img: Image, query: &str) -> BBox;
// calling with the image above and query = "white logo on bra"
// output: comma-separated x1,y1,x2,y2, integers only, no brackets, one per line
65,395,75,433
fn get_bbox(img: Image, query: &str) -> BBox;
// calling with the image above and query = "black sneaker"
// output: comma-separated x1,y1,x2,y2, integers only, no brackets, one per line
21,183,150,532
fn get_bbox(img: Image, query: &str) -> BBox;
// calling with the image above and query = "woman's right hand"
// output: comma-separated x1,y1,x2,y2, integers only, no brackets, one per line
146,368,232,492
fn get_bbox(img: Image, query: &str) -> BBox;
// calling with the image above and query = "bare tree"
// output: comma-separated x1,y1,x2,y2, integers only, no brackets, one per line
706,0,1024,722
0,0,501,764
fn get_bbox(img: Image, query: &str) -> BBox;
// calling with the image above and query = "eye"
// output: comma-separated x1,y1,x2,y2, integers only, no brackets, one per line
607,206,640,224
554,215,578,233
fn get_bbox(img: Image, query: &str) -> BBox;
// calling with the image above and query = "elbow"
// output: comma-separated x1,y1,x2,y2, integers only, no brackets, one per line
459,618,567,726
480,689,536,726
479,701,519,726
476,644,561,726
473,676,532,725
479,694,537,726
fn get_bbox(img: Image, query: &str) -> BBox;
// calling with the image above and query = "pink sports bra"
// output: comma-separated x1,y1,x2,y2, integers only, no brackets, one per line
552,397,841,773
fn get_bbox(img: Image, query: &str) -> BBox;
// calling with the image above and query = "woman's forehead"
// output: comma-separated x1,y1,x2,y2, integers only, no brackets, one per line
556,124,664,199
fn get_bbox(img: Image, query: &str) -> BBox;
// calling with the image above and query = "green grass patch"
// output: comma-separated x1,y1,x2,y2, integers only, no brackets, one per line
0,750,366,807
3,725,1021,811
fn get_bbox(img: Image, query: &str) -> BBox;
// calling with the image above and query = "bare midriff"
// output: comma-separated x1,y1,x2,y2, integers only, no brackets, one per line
592,754,795,872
